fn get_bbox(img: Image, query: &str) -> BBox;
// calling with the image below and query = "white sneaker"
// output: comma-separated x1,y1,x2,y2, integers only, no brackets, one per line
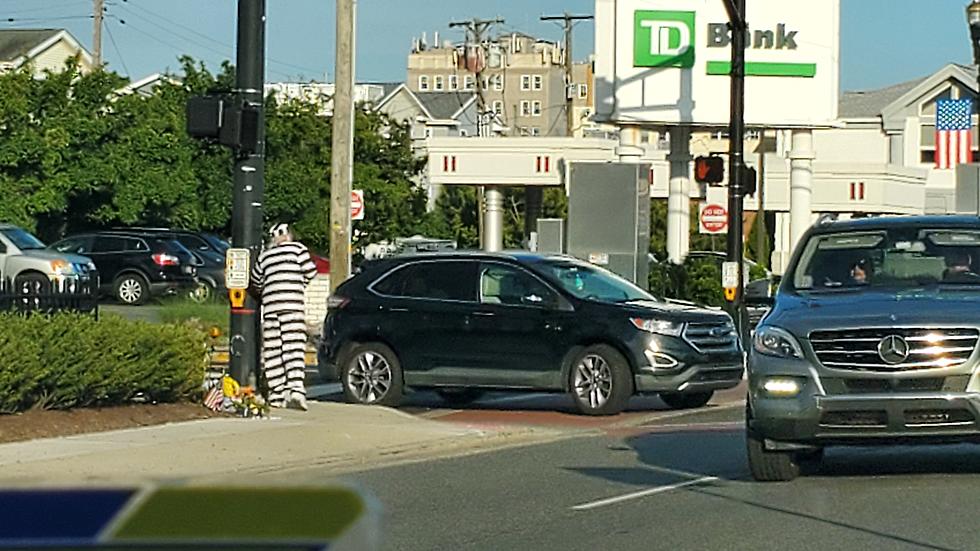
288,394,308,411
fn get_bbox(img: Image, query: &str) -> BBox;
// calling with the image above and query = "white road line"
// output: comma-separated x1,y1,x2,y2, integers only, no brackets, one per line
571,476,719,511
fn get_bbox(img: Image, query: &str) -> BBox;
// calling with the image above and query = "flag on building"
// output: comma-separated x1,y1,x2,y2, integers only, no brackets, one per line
936,98,974,169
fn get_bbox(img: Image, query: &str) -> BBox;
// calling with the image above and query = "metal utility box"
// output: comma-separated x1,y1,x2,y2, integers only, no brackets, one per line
566,162,650,286
956,163,980,214
535,218,565,254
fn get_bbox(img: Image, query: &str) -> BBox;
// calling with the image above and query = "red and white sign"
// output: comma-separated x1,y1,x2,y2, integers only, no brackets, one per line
699,203,728,234
351,189,364,221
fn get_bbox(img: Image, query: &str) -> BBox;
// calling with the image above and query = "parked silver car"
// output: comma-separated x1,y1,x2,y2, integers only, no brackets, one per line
0,224,97,292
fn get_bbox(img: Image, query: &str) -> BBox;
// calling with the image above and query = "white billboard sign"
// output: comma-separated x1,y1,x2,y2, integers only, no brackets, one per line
594,0,840,127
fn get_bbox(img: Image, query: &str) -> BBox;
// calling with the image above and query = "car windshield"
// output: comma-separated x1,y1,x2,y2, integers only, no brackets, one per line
793,228,980,291
203,233,230,253
537,259,655,303
1,227,46,250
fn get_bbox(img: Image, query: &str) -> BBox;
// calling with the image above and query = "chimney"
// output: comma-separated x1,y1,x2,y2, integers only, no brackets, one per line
422,31,427,50
434,31,439,47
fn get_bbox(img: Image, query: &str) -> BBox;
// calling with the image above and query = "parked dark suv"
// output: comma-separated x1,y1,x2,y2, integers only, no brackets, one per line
117,228,230,302
49,231,198,305
748,215,980,481
319,252,744,415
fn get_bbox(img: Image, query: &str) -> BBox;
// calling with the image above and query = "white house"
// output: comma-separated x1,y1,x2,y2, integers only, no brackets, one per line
0,28,94,76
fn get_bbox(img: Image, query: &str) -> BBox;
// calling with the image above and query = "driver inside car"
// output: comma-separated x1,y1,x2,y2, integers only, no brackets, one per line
943,249,980,282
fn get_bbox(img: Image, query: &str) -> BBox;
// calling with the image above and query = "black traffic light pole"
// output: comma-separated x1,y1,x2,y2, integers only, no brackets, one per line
724,0,748,340
229,0,266,386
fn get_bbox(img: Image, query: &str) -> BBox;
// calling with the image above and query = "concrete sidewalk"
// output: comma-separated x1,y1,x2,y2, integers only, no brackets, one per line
0,402,556,485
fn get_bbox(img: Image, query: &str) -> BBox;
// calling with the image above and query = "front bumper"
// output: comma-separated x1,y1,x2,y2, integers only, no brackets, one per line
749,352,980,445
628,333,744,393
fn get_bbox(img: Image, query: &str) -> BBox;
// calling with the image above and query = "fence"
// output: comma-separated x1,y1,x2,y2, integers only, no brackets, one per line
0,277,99,317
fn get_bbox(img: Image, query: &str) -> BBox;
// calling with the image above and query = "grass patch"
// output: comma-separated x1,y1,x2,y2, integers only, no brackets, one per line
157,298,229,334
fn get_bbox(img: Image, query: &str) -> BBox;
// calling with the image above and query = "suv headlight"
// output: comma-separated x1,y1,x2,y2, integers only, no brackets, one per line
49,260,75,276
630,318,684,337
753,326,804,359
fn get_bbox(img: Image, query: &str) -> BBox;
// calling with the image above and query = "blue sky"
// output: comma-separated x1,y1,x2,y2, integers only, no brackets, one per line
0,0,975,91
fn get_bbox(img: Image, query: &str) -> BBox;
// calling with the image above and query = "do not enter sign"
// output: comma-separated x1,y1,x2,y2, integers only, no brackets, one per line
351,189,364,221
699,203,727,234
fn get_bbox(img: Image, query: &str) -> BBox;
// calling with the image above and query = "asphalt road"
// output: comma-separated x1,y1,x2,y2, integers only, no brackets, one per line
289,401,980,551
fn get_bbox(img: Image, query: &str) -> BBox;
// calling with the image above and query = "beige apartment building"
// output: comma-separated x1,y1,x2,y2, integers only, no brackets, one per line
406,32,594,137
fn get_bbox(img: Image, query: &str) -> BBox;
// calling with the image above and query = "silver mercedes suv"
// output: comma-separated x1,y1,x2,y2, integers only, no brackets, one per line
747,215,980,481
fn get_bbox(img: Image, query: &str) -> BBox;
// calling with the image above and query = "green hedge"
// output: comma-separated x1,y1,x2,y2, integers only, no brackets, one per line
0,313,207,413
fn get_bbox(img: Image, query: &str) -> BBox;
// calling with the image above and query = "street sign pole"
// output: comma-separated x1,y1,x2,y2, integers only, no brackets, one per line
229,0,266,386
724,0,748,342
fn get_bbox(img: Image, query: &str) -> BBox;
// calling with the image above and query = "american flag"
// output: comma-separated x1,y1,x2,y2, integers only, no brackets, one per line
936,98,974,169
203,385,224,411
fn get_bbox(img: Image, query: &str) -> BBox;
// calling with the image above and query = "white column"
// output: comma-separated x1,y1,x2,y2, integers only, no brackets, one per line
616,125,644,162
667,126,692,263
483,185,504,252
789,129,815,253
771,211,792,275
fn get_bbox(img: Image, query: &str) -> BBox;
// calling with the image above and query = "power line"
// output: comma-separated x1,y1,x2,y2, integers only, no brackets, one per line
103,18,129,76
117,0,324,77
0,1,90,16
2,15,93,23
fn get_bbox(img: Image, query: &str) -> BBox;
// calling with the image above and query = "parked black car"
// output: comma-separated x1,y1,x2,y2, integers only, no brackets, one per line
49,231,198,305
116,228,230,302
319,252,744,415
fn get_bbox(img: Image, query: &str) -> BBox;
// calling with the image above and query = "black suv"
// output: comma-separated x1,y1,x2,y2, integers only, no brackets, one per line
49,231,198,305
319,252,744,415
749,215,980,481
118,228,230,302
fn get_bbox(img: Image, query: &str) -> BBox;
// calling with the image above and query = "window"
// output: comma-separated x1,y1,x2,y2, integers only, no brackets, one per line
125,238,148,252
578,84,588,99
52,236,92,255
482,76,490,90
480,263,558,307
520,100,531,117
530,127,541,136
542,259,654,302
492,74,503,91
177,235,211,252
463,75,475,90
491,100,503,115
532,75,543,91
372,261,477,301
418,75,429,91
520,74,531,91
448,74,459,90
531,100,542,116
434,75,444,91
92,236,127,253
0,228,45,251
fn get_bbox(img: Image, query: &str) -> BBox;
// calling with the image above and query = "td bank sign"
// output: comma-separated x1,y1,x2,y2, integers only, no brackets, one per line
633,10,816,77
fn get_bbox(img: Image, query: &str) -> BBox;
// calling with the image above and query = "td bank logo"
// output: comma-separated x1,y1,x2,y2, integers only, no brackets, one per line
634,10,695,68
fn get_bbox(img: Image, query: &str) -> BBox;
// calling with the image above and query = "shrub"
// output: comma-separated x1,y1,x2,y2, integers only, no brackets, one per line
0,312,207,413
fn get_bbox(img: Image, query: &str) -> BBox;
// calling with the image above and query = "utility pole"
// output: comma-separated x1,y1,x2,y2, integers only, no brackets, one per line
448,17,503,250
330,0,356,292
93,0,103,67
228,0,266,385
723,0,748,341
540,12,593,137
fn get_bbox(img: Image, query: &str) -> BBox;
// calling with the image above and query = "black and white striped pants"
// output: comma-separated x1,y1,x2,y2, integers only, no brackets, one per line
261,305,308,406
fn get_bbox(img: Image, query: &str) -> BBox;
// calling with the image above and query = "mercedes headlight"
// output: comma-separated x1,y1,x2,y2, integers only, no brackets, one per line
630,318,684,337
753,326,804,359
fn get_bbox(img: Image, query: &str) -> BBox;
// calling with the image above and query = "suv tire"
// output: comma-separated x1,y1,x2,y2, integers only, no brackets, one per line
15,272,50,294
746,404,800,482
341,342,404,407
659,391,714,410
569,344,633,416
114,273,149,305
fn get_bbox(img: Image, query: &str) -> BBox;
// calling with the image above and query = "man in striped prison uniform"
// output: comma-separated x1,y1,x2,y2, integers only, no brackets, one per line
251,223,317,410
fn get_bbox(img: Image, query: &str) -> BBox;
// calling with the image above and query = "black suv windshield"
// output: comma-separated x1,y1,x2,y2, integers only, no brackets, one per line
1,227,45,250
793,228,980,290
537,259,654,303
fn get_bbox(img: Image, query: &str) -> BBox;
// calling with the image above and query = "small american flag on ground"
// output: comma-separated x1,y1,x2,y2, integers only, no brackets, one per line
203,385,224,411
936,98,974,169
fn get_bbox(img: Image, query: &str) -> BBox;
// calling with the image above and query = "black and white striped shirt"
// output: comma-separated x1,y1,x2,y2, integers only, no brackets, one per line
252,242,317,313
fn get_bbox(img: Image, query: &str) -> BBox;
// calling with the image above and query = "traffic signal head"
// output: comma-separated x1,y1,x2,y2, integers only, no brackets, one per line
694,155,725,184
740,165,757,197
